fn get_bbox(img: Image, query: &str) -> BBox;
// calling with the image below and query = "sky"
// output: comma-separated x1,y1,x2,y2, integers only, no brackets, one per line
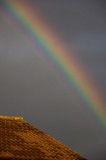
0,0,106,159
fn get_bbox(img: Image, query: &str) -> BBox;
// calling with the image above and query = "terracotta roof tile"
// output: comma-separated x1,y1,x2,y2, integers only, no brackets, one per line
0,116,87,160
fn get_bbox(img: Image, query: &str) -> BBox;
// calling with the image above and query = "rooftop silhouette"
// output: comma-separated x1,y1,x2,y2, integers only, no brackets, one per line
0,116,86,159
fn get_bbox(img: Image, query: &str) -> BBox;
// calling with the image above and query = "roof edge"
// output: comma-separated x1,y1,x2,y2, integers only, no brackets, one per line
0,116,23,120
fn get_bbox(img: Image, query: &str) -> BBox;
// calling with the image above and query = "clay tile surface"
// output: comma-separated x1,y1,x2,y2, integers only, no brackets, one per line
0,116,87,160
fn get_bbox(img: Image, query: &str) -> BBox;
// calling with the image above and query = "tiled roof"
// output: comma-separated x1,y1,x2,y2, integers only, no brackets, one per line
0,116,86,160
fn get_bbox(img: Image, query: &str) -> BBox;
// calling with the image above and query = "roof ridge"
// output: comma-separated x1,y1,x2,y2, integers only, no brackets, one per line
0,116,23,120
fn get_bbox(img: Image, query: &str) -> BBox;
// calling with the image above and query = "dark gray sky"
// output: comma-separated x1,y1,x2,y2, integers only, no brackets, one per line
0,0,106,159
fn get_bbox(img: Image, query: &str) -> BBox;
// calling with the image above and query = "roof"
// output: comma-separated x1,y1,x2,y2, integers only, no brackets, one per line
0,116,86,160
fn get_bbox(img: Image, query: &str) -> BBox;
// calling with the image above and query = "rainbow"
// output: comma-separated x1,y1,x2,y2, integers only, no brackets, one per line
1,0,106,135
